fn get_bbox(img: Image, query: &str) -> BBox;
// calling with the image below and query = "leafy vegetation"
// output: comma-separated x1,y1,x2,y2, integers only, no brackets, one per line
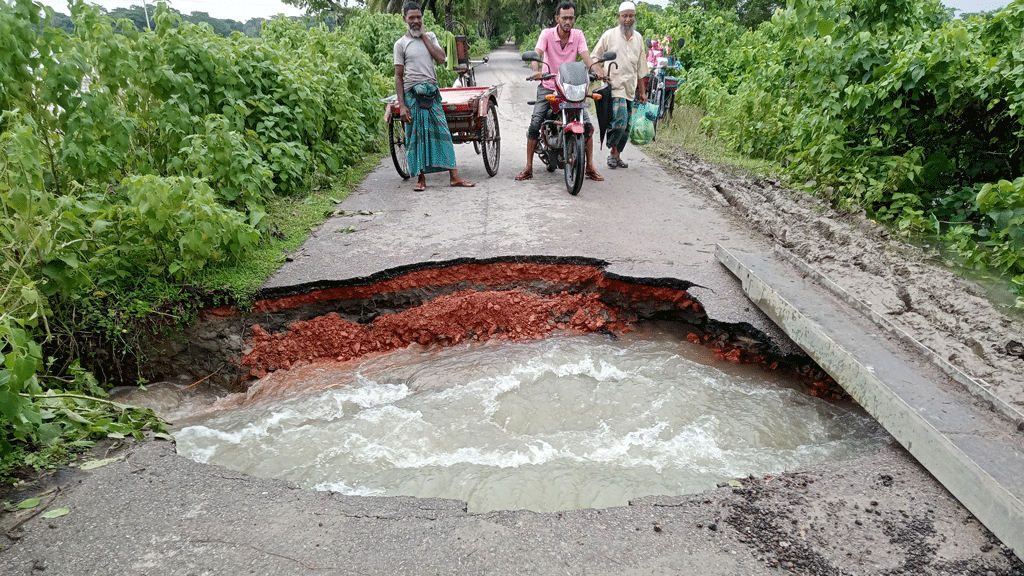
42,3,281,37
0,0,398,479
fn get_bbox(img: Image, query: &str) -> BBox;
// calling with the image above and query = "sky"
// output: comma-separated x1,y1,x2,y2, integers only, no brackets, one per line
32,0,1014,24
35,0,306,21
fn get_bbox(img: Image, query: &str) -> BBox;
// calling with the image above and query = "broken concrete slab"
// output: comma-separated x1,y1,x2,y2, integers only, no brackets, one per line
717,244,1024,561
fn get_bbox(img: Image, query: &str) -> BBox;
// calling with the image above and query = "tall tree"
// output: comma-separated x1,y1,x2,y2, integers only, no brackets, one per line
737,0,781,28
674,0,781,28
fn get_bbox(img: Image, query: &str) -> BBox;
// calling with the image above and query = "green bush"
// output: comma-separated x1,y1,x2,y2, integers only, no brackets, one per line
666,0,1023,279
0,0,393,477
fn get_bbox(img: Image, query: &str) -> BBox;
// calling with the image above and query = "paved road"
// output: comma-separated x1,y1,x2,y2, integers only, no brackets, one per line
264,44,789,345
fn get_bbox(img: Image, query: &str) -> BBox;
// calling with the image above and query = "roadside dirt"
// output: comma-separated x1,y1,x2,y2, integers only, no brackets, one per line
656,147,1024,414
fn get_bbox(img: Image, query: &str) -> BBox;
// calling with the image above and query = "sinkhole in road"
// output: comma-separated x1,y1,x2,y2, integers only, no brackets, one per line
172,320,889,514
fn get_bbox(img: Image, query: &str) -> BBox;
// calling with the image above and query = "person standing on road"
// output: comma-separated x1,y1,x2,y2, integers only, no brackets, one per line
515,1,605,182
592,1,648,169
394,1,474,191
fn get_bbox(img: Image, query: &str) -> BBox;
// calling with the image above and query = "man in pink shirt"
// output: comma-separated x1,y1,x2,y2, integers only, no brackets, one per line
515,1,605,182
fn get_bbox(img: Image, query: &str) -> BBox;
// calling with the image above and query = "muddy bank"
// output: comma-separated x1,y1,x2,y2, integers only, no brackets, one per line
656,147,1024,416
238,278,843,402
142,260,823,390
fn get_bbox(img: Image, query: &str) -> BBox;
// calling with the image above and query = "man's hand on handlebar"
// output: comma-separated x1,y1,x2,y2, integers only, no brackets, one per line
399,103,412,122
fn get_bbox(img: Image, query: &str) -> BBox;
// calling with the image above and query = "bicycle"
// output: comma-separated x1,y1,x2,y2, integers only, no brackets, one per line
449,21,488,88
645,37,685,139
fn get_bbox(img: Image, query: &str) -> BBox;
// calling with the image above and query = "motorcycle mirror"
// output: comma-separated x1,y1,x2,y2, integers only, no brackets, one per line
677,37,685,48
599,51,616,62
645,38,652,49
521,51,541,62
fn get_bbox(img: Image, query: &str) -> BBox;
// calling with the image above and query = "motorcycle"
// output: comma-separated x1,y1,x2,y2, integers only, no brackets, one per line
522,50,616,196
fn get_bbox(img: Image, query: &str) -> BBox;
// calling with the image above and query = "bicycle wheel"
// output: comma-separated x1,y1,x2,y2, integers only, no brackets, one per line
389,117,410,179
481,104,500,177
564,133,584,196
649,84,664,139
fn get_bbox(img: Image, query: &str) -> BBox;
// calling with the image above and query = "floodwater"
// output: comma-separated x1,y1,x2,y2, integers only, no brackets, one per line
173,323,890,513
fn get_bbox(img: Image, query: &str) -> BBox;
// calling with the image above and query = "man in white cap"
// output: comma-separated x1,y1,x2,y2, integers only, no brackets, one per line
591,1,649,169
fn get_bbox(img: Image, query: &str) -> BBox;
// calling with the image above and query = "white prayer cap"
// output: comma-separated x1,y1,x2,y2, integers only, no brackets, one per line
618,1,636,13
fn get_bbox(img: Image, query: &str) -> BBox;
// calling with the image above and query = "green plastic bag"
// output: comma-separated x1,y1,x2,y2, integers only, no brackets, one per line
630,102,656,146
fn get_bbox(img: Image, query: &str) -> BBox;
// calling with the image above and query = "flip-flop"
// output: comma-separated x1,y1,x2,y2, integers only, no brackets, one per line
450,180,475,187
585,171,604,181
413,182,426,191
514,170,533,181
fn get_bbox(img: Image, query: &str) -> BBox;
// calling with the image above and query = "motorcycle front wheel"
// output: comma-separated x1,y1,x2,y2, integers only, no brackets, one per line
563,133,584,196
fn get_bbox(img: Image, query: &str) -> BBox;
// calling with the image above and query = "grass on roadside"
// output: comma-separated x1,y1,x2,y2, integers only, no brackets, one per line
642,104,778,179
194,151,385,308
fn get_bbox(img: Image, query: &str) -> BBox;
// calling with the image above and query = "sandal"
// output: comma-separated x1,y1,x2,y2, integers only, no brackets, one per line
413,181,426,191
515,169,533,181
612,157,628,169
450,179,475,187
585,170,604,181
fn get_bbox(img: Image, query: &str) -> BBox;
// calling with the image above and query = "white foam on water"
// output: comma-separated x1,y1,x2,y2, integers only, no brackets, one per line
312,480,387,496
174,332,889,512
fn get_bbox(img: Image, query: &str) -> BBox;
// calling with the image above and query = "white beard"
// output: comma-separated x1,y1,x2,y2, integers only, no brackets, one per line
620,23,635,36
408,25,423,38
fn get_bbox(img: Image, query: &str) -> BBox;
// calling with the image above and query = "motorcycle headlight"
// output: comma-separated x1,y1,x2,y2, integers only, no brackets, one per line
562,83,587,102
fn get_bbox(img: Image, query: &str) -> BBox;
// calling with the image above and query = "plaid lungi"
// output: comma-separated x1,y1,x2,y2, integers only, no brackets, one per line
607,97,632,153
404,83,457,176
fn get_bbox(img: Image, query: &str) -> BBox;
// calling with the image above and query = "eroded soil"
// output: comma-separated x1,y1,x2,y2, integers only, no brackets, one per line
656,147,1024,415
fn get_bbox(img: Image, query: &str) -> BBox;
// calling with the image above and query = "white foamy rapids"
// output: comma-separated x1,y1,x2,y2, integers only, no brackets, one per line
313,480,386,496
173,332,888,512
175,408,295,464
521,353,636,383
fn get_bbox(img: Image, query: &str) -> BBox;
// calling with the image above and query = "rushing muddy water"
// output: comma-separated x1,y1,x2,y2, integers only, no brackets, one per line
173,323,890,513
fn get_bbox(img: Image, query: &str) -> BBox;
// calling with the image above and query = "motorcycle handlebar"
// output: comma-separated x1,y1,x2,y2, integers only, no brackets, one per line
587,60,612,84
